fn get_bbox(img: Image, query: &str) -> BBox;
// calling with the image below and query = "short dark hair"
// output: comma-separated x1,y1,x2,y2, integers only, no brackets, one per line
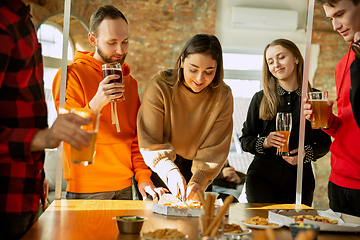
315,0,360,7
89,5,128,36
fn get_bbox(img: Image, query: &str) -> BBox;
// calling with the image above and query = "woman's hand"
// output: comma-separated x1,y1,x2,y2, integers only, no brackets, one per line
167,168,187,201
263,131,286,149
185,183,203,202
282,149,302,165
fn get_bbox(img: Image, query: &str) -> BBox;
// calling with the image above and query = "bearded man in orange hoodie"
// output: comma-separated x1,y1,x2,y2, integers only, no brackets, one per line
53,5,165,200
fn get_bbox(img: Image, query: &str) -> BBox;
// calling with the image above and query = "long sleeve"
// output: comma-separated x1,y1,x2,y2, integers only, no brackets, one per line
0,16,46,163
138,72,233,190
240,92,267,155
189,91,233,188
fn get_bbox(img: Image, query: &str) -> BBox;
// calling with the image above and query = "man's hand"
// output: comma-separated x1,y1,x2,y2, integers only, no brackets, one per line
30,113,92,152
167,168,187,201
138,181,168,201
303,97,334,126
89,74,125,110
43,178,49,201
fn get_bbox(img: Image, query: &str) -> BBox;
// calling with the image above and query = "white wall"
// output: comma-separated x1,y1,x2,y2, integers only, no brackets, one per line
216,0,319,84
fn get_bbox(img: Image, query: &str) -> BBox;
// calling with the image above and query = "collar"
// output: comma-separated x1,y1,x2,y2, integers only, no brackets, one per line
4,0,30,20
277,83,301,96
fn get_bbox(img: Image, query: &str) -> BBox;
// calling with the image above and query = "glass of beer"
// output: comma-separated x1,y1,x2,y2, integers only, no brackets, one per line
102,62,124,101
308,91,329,129
276,112,292,156
70,108,100,166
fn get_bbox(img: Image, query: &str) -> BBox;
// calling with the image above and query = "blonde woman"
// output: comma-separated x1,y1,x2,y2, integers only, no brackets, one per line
240,39,331,206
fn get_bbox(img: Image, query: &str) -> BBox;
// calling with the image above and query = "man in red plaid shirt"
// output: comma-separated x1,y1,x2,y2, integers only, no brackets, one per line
0,0,93,239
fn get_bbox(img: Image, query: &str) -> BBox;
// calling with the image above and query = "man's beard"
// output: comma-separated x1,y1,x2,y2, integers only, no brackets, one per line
97,46,127,65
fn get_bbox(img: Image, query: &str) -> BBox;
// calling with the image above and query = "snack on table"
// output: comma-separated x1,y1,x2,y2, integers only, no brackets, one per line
224,223,244,233
244,216,279,226
142,228,186,239
290,215,338,224
163,201,202,209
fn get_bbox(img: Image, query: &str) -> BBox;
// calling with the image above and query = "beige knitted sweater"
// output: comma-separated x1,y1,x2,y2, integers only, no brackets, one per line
137,70,233,190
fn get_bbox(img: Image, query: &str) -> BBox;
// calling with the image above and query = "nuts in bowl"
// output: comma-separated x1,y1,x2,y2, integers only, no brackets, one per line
141,228,187,239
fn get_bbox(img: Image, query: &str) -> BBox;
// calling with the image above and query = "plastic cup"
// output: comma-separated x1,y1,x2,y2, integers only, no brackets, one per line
70,108,100,166
308,91,329,129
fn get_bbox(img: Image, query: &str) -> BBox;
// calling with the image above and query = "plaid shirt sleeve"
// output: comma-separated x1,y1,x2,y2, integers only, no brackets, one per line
0,2,47,163
0,0,48,214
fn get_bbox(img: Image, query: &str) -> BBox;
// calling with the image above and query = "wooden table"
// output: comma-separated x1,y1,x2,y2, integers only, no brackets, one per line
22,200,360,240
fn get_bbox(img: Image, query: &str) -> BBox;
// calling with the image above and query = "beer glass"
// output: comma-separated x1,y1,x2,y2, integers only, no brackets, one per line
308,91,329,129
102,62,125,101
70,108,100,166
276,112,292,156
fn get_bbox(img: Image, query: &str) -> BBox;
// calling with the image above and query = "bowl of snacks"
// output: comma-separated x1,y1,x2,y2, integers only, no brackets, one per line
141,228,188,240
290,223,320,240
113,215,147,234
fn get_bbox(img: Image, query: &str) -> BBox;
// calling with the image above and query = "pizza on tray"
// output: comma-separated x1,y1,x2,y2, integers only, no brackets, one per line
290,215,338,224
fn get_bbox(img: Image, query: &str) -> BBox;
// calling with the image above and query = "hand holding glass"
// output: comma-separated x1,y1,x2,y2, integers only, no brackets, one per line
307,91,329,129
102,62,125,101
70,108,100,166
276,112,292,156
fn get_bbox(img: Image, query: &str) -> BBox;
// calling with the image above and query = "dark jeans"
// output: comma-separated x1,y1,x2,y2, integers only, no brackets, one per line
134,155,212,199
0,211,38,240
66,186,132,200
328,181,360,217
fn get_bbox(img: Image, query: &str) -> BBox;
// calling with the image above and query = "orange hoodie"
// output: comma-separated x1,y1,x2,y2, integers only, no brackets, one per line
52,51,151,193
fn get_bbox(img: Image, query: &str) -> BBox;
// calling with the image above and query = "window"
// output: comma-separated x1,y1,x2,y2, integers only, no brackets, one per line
37,23,74,126
223,51,263,176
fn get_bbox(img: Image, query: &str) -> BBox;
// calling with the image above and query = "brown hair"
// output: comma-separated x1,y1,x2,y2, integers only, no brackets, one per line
259,38,312,120
166,34,225,104
89,5,128,36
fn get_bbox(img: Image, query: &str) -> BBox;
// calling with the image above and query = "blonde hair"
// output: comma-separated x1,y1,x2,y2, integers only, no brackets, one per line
259,39,312,120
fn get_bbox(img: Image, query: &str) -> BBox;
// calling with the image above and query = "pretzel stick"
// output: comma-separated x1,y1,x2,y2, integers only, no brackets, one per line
196,190,205,207
265,228,276,240
204,195,233,236
198,214,205,235
210,215,222,237
203,193,212,232
209,193,215,219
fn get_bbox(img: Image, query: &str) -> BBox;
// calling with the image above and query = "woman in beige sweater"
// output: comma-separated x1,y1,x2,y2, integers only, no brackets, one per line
137,34,233,201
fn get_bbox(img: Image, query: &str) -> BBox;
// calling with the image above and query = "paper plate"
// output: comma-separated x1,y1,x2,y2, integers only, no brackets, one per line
241,221,284,229
224,228,252,236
